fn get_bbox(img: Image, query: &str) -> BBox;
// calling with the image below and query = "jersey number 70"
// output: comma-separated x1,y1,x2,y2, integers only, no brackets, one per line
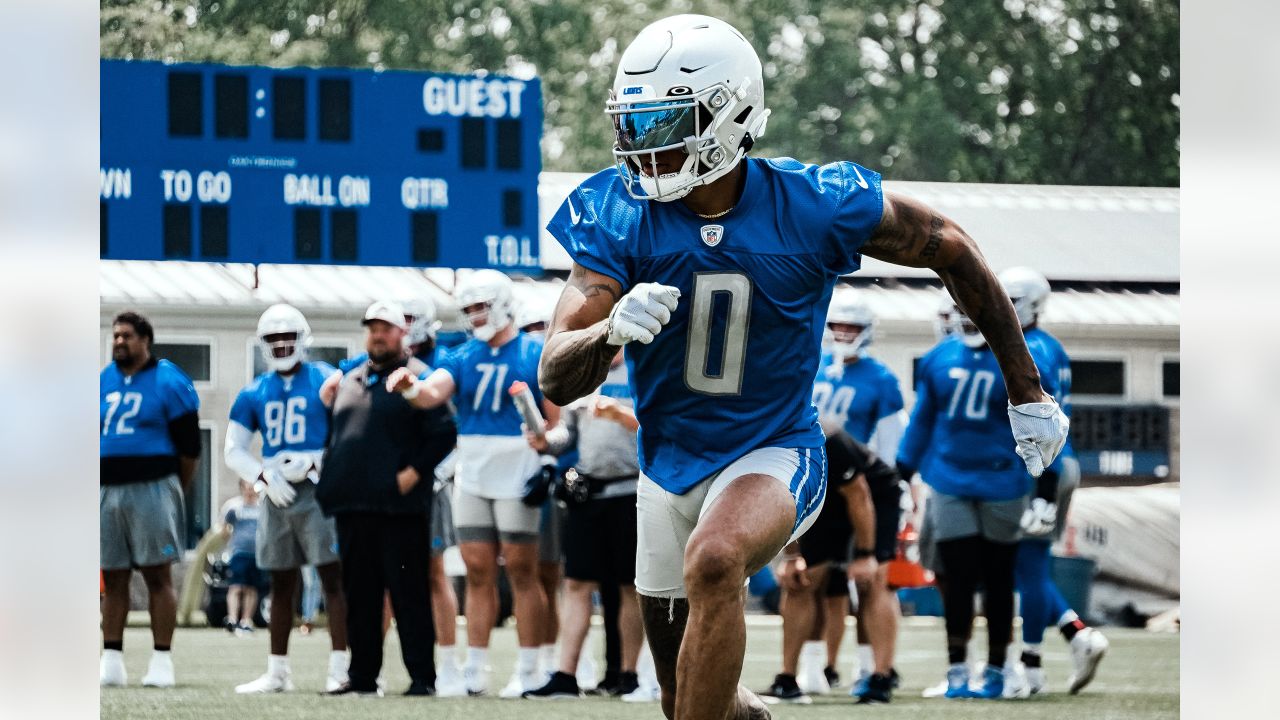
683,272,752,396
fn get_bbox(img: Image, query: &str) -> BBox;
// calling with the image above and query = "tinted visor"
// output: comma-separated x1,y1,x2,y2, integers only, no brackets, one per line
613,101,697,152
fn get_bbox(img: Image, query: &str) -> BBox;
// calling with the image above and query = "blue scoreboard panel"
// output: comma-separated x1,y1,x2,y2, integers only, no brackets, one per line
101,59,543,270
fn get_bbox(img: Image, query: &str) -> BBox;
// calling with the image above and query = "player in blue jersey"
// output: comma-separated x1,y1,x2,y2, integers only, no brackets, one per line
222,304,350,694
100,311,202,689
996,268,1109,697
805,290,907,697
388,270,562,698
896,305,1062,701
534,14,1068,720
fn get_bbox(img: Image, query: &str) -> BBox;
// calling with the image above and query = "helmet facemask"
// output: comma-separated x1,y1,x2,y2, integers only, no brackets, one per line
827,322,873,362
259,331,304,372
607,80,768,202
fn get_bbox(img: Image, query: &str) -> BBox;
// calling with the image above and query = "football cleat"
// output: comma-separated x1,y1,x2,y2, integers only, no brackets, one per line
761,674,811,704
99,650,127,687
522,671,582,699
854,672,894,704
325,651,350,693
236,671,294,694
970,665,1006,700
943,663,971,699
498,669,544,699
140,651,175,688
1068,627,1109,694
463,664,490,696
1026,665,1047,695
1002,662,1030,700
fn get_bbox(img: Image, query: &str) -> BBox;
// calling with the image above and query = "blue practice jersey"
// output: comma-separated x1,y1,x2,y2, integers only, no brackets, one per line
100,358,200,458
548,157,885,493
437,332,545,437
897,337,1060,500
228,361,337,457
812,355,905,444
1025,327,1074,459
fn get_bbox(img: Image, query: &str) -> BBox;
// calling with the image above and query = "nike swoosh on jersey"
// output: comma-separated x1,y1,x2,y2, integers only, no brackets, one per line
851,165,870,190
568,197,581,224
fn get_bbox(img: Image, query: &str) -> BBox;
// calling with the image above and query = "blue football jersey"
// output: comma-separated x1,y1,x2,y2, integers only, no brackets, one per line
1025,327,1074,459
228,361,337,457
437,332,545,437
100,358,200,458
812,355,905,444
897,337,1060,500
548,157,885,493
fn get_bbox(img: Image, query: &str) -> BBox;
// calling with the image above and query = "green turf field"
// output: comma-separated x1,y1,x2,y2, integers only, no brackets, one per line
101,617,1178,720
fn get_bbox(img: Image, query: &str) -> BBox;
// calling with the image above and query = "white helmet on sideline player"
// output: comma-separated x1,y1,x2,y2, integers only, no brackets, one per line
607,14,771,202
998,266,1052,329
935,291,959,341
956,309,987,349
455,270,515,342
515,296,555,337
401,296,441,347
825,290,876,360
256,303,311,372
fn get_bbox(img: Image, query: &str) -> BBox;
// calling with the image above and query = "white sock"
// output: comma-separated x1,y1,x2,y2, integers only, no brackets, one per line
800,640,824,664
518,647,540,674
857,645,873,678
328,650,349,673
539,644,557,673
438,645,459,672
268,654,290,675
1057,609,1079,627
151,650,171,661
466,646,488,671
102,649,123,660
637,642,658,688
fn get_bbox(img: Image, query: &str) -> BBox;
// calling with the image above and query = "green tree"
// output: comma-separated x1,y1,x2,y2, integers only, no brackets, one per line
101,0,1178,185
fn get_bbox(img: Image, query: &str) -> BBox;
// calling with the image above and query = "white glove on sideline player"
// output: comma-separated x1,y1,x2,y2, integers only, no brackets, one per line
1008,399,1069,478
258,467,297,508
607,283,680,345
1020,498,1058,536
276,452,314,482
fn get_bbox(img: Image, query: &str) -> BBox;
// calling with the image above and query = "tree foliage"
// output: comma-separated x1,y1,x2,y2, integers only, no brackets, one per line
101,0,1178,185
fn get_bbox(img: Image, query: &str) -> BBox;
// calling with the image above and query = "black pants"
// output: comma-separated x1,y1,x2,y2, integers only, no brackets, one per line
335,512,435,689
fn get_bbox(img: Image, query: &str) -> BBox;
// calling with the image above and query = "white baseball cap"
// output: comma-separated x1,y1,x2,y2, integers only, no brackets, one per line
362,300,407,330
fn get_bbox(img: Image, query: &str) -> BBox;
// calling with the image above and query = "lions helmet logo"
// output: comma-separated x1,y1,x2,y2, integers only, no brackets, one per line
700,224,724,247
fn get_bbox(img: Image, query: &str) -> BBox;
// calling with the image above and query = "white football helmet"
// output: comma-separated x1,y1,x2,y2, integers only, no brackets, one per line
998,266,1052,329
401,296,441,347
957,310,987,349
825,291,876,360
455,269,515,342
607,14,771,201
256,303,311,372
515,296,555,337
934,291,960,341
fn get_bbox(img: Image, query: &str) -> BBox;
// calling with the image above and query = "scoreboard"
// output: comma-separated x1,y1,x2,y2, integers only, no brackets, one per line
100,59,543,270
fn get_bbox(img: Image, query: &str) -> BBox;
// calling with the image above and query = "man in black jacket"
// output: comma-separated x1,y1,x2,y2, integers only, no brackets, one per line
317,300,457,696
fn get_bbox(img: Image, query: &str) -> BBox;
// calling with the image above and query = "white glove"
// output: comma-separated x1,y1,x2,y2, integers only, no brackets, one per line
1007,400,1069,478
257,467,297,508
276,452,314,483
606,283,680,345
1020,497,1058,537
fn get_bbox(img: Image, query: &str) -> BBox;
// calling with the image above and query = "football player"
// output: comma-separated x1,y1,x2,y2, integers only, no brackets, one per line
100,311,201,688
536,14,1068,720
224,304,350,693
896,305,1061,700
807,290,906,698
998,267,1109,697
387,270,561,697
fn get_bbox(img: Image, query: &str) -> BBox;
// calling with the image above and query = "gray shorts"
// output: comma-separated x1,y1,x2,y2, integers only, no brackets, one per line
431,484,458,556
538,498,565,564
928,490,1027,544
453,486,540,544
255,482,340,571
100,475,185,570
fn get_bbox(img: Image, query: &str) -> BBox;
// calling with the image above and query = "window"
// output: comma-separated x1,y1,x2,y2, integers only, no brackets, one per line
273,76,306,140
1072,359,1126,398
1162,360,1179,398
214,73,249,139
184,425,213,549
167,71,203,137
252,344,351,377
154,342,212,383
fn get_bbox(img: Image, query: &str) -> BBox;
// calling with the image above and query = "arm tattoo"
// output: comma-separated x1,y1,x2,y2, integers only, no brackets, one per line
919,215,943,261
538,264,623,405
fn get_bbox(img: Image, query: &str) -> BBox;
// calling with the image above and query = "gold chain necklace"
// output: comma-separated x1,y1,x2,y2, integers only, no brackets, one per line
693,205,733,219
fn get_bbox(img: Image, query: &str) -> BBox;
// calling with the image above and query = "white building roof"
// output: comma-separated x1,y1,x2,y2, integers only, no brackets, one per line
101,260,1176,330
537,171,1179,283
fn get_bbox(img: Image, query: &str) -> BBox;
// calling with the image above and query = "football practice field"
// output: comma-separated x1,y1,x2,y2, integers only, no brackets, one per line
102,617,1178,720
